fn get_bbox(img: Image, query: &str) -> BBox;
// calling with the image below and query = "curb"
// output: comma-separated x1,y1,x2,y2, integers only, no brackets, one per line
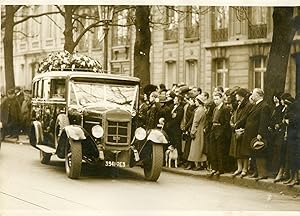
163,167,300,197
3,135,30,145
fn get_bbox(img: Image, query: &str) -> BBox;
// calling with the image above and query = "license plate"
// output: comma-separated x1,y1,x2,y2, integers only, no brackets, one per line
105,161,126,167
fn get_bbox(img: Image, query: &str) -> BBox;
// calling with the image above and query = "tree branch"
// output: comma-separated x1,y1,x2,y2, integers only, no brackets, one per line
14,11,60,26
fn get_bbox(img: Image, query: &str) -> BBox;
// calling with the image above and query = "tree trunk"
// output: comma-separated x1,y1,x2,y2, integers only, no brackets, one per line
64,6,75,53
264,7,296,104
134,6,151,89
3,5,15,91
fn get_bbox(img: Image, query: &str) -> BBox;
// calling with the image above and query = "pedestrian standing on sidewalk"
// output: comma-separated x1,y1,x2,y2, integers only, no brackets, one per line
208,92,231,176
0,89,21,141
181,92,196,168
242,88,271,181
281,95,300,186
187,95,207,170
145,91,161,130
268,93,285,182
201,92,216,171
20,90,32,137
168,94,184,165
229,88,253,178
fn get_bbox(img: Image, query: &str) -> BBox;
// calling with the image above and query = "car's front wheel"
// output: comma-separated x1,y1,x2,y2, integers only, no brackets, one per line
143,143,163,181
65,138,82,179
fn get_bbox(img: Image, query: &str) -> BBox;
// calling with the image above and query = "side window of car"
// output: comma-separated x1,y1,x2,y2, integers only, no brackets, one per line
50,79,66,99
69,85,77,105
32,81,37,98
37,80,43,98
43,78,51,99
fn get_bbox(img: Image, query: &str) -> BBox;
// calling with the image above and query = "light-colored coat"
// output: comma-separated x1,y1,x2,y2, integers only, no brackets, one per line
188,105,207,162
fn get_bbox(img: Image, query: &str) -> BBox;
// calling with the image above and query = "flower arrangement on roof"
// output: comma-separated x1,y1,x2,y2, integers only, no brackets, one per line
37,50,103,73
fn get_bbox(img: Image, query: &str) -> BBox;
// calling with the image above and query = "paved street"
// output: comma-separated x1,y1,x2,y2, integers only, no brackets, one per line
1,140,300,215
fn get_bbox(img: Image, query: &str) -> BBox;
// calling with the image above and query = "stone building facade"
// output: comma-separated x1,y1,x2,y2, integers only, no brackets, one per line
0,6,299,96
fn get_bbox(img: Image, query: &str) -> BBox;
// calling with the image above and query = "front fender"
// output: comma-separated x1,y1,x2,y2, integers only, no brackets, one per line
57,125,99,159
146,129,168,144
64,125,86,140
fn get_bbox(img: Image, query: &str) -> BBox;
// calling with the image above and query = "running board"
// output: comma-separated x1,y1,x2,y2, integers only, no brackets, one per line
36,145,56,154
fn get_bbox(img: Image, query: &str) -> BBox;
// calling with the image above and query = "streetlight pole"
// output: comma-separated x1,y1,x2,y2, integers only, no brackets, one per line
98,5,114,73
103,22,109,72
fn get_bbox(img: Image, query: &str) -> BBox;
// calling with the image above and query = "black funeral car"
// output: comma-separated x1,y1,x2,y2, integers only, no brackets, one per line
30,70,168,181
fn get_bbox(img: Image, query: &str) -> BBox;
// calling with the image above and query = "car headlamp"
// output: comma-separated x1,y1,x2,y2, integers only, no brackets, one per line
92,125,104,138
135,127,146,140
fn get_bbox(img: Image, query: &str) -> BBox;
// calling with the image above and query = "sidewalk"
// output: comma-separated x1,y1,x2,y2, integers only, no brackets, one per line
3,134,30,145
163,166,300,197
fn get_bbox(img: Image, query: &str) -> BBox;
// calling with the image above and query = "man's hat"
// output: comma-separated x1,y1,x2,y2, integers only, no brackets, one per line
143,84,157,97
250,138,268,151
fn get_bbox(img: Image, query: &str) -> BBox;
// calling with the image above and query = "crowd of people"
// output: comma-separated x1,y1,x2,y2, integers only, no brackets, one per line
138,83,300,187
1,83,299,187
0,87,32,141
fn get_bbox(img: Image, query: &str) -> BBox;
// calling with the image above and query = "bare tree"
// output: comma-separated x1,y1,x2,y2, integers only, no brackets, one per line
2,5,59,91
264,7,300,104
134,6,151,89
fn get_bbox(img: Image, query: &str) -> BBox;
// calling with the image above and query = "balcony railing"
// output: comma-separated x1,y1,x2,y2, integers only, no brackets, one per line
164,28,178,41
248,24,267,39
211,28,228,42
184,26,199,39
112,35,130,46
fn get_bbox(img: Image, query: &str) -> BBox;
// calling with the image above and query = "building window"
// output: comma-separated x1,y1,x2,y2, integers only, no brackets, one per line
165,61,177,89
185,60,198,86
164,6,179,41
253,56,266,89
215,58,228,88
184,6,199,39
112,9,130,46
248,7,267,39
212,6,229,42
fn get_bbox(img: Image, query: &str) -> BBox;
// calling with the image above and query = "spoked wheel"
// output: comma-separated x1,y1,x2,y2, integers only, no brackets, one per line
143,143,163,181
65,138,82,179
40,151,51,164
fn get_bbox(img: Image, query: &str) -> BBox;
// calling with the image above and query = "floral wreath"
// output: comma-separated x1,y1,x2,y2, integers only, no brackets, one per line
37,50,103,73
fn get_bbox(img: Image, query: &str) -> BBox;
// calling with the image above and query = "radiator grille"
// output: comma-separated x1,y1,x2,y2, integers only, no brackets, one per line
107,121,129,145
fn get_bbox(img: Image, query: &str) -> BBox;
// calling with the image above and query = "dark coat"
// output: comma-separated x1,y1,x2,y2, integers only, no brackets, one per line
229,99,253,158
242,100,271,158
1,96,21,127
168,103,184,151
145,101,161,130
284,101,300,170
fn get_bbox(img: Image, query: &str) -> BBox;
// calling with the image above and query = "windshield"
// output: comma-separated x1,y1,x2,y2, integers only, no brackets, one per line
70,81,139,113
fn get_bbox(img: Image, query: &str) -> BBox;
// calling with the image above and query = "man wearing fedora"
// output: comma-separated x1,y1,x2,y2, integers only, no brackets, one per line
242,88,271,181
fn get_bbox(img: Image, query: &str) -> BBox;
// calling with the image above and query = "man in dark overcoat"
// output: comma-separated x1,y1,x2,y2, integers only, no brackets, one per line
242,88,271,181
167,94,184,163
1,89,21,140
209,92,231,175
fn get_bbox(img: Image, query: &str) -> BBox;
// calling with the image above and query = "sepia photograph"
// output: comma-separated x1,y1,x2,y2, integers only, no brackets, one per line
0,1,300,215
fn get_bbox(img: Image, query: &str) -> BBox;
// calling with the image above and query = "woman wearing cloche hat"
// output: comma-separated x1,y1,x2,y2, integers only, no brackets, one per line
187,94,207,170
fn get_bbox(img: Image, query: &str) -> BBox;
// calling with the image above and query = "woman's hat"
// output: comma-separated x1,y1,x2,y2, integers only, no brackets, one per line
236,88,248,98
195,94,205,104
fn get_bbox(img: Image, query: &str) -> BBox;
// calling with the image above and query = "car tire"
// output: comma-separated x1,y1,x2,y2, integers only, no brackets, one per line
40,151,51,164
54,114,70,148
143,143,163,181
65,138,82,179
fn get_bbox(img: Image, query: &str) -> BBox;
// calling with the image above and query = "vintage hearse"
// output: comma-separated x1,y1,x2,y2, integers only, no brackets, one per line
30,70,168,181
